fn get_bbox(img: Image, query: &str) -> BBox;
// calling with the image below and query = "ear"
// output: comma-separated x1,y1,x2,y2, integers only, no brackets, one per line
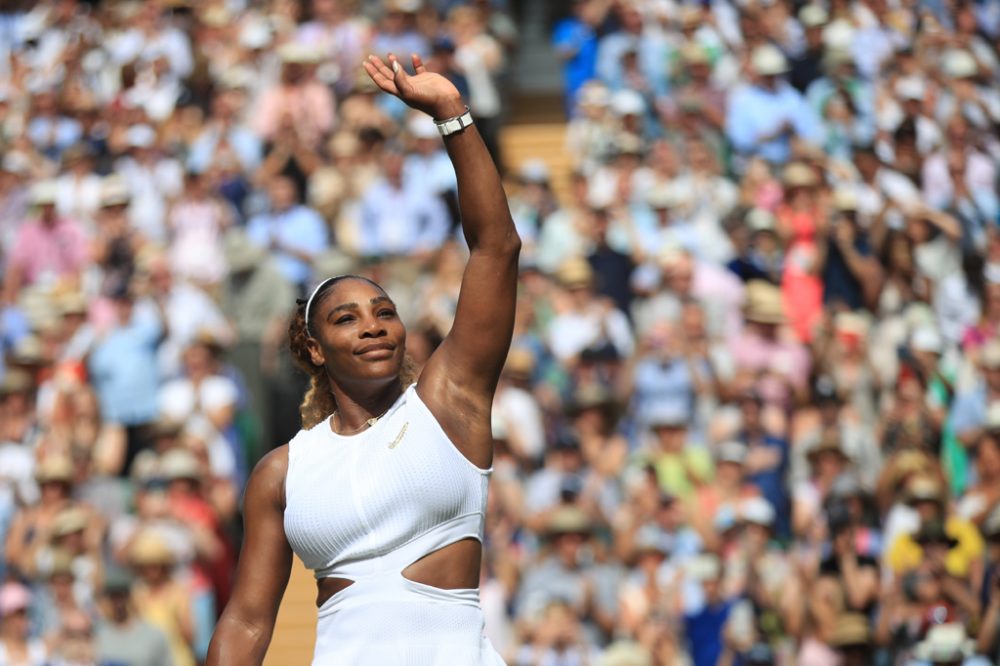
306,337,325,367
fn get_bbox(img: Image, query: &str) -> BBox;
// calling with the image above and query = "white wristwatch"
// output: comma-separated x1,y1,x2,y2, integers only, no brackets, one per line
435,107,474,137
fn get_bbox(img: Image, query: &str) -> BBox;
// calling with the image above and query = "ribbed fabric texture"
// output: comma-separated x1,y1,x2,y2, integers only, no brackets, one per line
283,384,490,579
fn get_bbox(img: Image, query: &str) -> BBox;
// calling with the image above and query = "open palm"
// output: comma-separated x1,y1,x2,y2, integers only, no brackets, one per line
363,53,465,120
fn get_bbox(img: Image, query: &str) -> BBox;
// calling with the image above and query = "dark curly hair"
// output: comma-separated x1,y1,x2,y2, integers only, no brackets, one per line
288,276,417,429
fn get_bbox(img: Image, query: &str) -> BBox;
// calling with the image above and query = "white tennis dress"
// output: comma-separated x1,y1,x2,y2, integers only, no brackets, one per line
283,385,507,665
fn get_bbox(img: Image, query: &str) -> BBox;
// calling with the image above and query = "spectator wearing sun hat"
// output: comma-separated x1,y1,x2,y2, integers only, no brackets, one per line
129,529,195,666
725,44,823,169
0,581,48,664
3,181,89,304
95,566,173,666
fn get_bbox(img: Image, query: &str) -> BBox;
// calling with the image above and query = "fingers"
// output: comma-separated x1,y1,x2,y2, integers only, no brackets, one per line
387,52,407,78
364,55,397,94
412,53,426,74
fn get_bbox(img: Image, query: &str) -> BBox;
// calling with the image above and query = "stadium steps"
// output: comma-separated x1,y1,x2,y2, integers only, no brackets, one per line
500,120,573,203
265,558,317,665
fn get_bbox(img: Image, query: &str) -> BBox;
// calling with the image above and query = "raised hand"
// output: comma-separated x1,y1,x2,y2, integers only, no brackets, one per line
363,53,466,120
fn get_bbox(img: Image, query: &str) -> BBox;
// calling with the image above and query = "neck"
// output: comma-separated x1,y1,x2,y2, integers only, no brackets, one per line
329,377,404,433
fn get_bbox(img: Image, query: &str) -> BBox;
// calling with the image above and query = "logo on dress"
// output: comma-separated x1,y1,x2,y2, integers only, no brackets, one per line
388,422,409,449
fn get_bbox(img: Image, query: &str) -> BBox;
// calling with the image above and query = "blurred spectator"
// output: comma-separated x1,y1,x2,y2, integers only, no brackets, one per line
2,0,1000,662
95,567,172,666
246,174,328,294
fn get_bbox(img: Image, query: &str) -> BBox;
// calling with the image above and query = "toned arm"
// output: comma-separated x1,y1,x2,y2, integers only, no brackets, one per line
364,54,520,469
206,446,292,666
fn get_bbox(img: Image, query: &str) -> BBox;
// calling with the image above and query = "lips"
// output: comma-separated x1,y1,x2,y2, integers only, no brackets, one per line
355,342,396,356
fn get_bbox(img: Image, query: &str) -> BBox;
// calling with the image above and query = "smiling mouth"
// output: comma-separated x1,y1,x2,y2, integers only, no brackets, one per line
355,343,396,356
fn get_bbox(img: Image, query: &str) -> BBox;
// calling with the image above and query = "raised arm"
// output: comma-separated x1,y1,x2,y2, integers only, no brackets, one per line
206,447,292,666
363,54,520,468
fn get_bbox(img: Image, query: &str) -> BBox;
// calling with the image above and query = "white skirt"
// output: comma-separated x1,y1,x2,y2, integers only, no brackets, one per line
312,572,507,665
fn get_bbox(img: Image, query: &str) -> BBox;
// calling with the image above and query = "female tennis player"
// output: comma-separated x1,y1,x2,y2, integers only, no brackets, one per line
206,53,519,665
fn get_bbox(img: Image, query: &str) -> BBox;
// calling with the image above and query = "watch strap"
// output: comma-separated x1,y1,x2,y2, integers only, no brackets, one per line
435,107,474,137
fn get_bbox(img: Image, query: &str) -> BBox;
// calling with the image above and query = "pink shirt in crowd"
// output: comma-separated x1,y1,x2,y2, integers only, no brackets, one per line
8,217,88,286
252,82,335,147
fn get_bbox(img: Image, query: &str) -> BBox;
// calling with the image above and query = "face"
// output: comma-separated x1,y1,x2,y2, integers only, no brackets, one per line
269,176,298,210
307,279,406,385
978,436,1000,478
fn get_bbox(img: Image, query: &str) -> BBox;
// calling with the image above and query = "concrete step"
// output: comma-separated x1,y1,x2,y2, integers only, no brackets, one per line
500,121,573,203
264,558,316,665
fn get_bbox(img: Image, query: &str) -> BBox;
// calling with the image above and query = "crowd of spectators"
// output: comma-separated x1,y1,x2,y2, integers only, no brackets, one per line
1,0,1000,664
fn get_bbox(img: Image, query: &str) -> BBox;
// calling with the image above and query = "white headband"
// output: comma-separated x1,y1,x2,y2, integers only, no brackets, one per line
304,276,343,337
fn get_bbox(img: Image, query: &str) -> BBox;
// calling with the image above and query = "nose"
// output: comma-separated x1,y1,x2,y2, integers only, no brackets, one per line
359,314,386,338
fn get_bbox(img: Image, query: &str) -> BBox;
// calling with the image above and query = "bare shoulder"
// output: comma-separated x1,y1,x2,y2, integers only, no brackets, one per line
246,445,289,509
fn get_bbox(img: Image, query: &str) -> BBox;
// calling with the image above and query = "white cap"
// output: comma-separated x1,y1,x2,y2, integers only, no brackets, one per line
610,89,646,116
519,159,550,184
741,497,776,526
686,554,722,581
895,78,925,102
910,326,943,354
745,207,776,232
30,180,58,205
750,44,789,76
100,176,131,207
942,49,977,79
406,113,439,140
822,20,855,51
278,41,324,64
799,4,829,28
126,125,156,149
239,18,273,50
578,82,610,108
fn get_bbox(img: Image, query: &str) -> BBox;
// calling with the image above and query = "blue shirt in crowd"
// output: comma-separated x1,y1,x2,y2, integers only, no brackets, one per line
725,82,823,165
88,303,162,426
246,204,329,289
553,17,599,111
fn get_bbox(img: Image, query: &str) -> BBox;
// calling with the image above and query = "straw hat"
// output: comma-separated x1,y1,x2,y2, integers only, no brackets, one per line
806,435,850,465
57,292,88,317
832,187,859,212
744,281,785,325
556,257,595,288
0,369,34,395
129,530,175,566
159,448,202,482
504,348,536,376
905,475,944,505
686,553,722,581
599,641,652,666
578,82,610,108
829,613,871,648
782,162,818,188
278,41,324,64
750,44,789,76
546,506,592,536
798,5,829,28
679,42,710,65
100,176,131,207
745,207,777,233
30,180,58,205
35,455,74,484
51,507,88,538
980,340,1000,369
942,49,977,79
